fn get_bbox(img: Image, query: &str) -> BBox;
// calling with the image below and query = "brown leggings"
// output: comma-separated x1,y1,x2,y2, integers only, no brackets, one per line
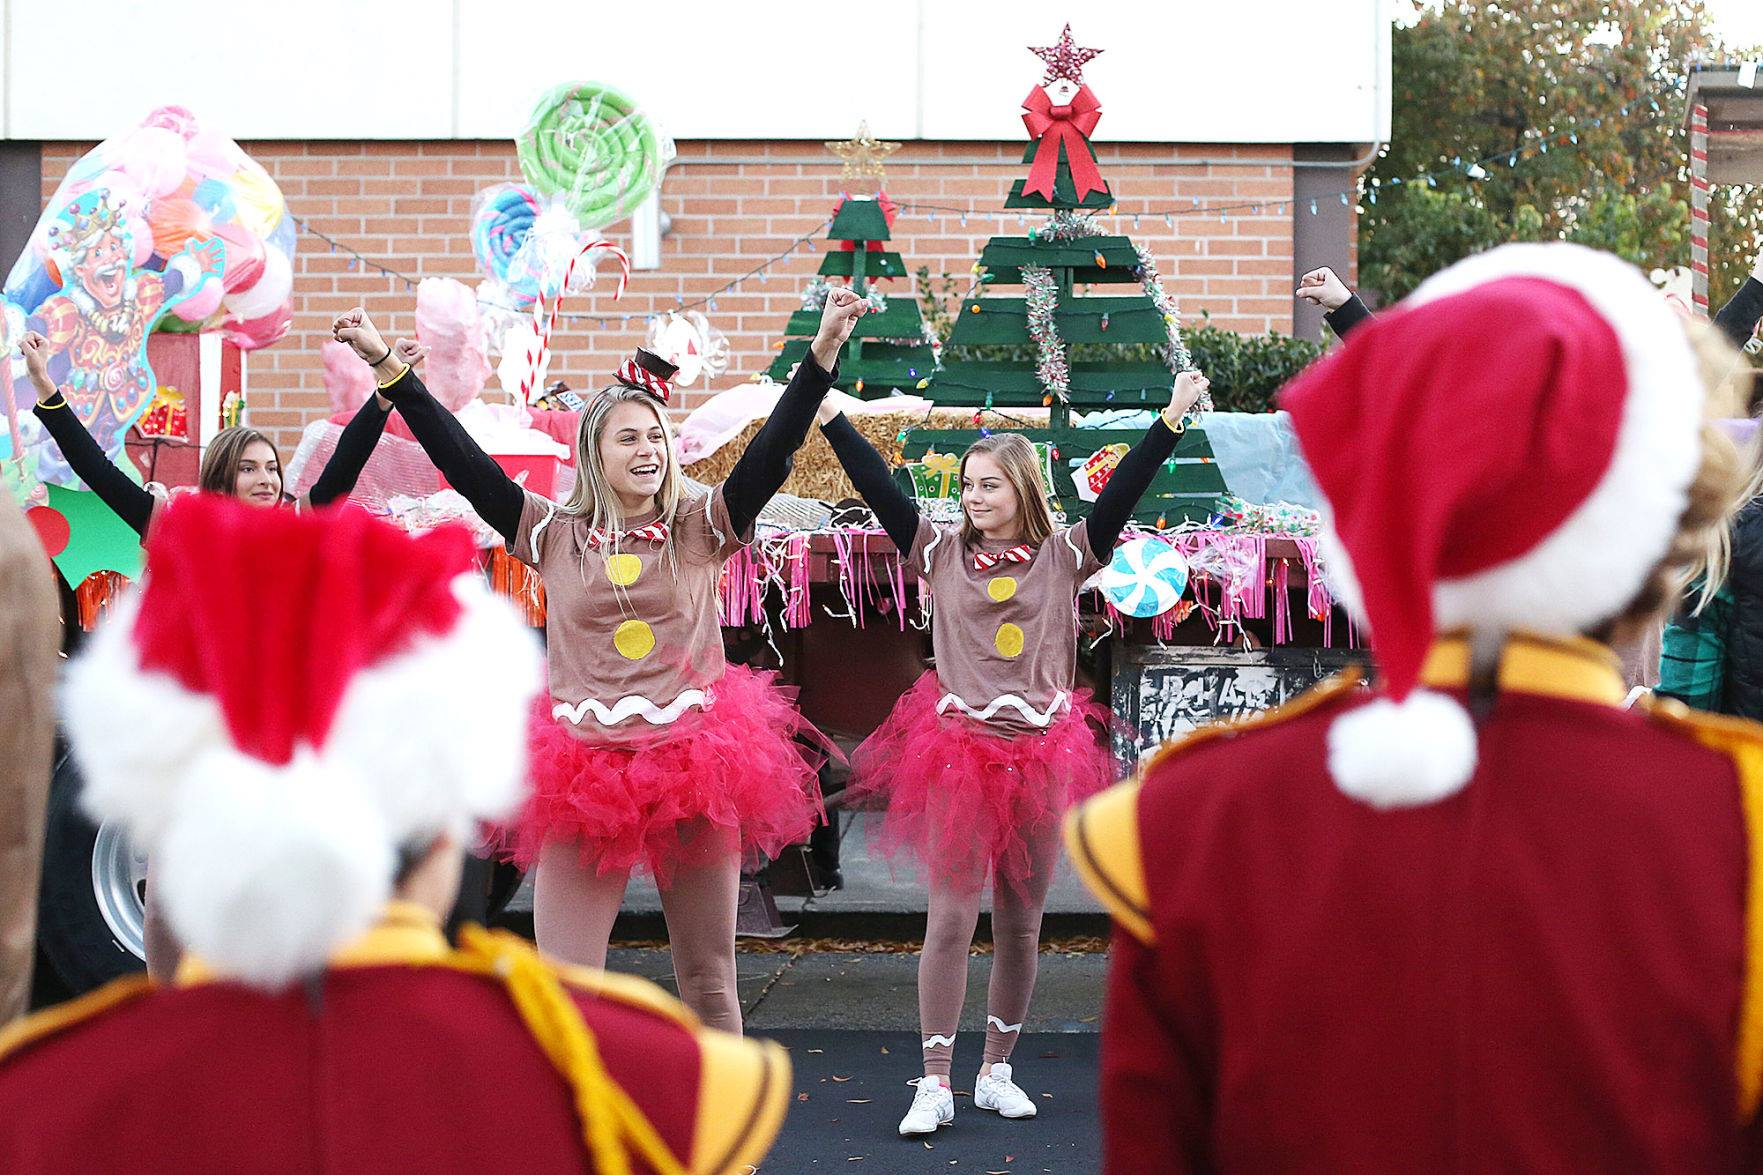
533,818,744,1034
918,818,1063,1079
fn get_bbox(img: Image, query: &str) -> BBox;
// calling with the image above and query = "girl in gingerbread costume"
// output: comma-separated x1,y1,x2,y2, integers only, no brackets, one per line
333,290,864,1032
814,368,1206,1134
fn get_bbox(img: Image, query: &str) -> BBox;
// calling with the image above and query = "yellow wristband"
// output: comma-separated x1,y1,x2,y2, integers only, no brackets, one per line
37,393,69,411
1159,409,1187,435
376,364,410,390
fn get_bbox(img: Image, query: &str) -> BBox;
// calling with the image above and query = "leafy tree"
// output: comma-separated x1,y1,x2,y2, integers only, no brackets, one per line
1362,0,1762,312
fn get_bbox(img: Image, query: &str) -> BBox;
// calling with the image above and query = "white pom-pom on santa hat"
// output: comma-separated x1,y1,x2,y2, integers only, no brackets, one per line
153,754,394,989
66,496,542,988
1326,689,1480,808
1283,242,1703,807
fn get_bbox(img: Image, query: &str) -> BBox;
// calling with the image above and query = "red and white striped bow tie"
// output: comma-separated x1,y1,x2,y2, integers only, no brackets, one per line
586,523,670,550
974,544,1035,571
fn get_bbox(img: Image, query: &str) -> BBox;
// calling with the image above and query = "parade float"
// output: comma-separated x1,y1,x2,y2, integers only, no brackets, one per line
19,36,1358,983
271,31,1360,774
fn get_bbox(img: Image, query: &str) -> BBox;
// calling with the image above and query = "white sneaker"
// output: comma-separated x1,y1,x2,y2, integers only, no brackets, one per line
898,1076,955,1136
974,1062,1038,1119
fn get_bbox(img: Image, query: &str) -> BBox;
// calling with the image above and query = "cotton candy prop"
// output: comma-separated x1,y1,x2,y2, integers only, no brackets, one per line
497,321,550,404
3,105,296,352
415,278,492,412
322,340,375,415
645,311,731,387
1100,536,1189,618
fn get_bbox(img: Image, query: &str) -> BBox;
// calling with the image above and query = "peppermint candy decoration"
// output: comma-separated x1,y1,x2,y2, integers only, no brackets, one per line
1100,536,1189,618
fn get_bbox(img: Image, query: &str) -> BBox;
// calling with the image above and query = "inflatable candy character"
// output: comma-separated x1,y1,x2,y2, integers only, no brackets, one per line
22,188,223,487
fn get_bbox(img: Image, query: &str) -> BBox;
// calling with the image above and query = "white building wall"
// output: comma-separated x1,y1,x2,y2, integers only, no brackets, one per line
3,0,1390,144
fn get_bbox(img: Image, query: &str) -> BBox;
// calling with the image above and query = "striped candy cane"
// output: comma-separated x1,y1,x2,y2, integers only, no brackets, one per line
520,239,631,404
1691,102,1711,317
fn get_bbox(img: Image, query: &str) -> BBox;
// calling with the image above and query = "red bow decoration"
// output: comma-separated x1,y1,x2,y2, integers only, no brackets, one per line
1021,85,1105,202
974,544,1036,571
585,523,670,551
836,191,899,253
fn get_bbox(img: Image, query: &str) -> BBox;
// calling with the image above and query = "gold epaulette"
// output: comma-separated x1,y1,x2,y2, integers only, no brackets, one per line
0,974,155,1065
551,960,698,1032
1140,667,1365,777
1065,671,1365,948
456,928,789,1174
1064,780,1153,944
550,955,791,1172
1640,695,1763,1123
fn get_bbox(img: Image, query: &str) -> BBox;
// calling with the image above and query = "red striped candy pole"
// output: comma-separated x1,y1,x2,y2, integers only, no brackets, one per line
520,240,632,404
1691,102,1711,317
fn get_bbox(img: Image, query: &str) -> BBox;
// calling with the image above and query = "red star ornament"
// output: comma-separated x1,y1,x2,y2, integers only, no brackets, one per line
1029,23,1103,86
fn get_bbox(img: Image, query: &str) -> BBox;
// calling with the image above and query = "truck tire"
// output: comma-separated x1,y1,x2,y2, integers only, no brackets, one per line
36,737,147,997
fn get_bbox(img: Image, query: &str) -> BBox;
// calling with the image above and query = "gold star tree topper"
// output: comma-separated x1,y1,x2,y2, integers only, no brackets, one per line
825,122,902,182
1030,23,1103,85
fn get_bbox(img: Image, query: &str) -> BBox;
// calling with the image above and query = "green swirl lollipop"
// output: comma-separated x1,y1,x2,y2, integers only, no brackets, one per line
517,82,670,230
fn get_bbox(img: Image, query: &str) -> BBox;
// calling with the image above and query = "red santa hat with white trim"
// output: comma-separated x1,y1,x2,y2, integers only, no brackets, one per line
64,496,542,987
1280,242,1704,807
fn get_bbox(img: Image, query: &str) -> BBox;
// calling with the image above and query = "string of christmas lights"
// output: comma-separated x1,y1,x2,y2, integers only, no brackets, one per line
291,216,832,326
286,102,1660,317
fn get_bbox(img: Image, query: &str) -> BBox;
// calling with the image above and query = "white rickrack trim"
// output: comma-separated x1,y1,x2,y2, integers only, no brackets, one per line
921,1034,956,1049
527,500,560,554
987,1016,1023,1034
935,690,1070,728
700,489,729,549
1061,527,1085,570
920,526,945,576
552,686,712,727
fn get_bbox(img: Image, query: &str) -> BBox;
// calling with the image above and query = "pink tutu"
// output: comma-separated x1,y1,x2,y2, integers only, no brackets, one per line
848,670,1116,895
503,664,830,883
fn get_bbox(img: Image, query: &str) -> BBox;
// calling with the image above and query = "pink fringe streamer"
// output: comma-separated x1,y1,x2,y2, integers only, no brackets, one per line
707,526,1345,648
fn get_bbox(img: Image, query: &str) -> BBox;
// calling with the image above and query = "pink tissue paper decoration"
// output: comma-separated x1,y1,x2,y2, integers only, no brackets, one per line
321,340,375,415
415,277,492,412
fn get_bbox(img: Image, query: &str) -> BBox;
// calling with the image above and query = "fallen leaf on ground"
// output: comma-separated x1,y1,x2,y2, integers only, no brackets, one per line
847,1099,872,1104
832,1075,852,1082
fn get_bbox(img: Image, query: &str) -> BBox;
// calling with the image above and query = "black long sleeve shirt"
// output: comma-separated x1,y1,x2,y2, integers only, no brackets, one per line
30,394,391,538
1324,293,1373,340
1330,278,1763,353
818,413,1183,562
1715,277,1763,352
379,353,839,543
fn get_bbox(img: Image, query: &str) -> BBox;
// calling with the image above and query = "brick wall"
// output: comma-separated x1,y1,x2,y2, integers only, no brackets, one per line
41,139,1306,456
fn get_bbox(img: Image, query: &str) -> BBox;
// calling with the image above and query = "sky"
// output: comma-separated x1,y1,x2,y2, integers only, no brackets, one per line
1705,0,1763,52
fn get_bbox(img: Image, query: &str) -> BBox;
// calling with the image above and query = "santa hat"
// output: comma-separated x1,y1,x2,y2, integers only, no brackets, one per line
1280,243,1702,808
64,497,542,987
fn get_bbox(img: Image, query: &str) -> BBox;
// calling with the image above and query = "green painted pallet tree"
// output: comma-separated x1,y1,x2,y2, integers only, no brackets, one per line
765,195,937,397
902,27,1228,526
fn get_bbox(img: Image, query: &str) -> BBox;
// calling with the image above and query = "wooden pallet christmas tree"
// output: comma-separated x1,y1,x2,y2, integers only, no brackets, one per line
902,25,1228,525
766,127,936,397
